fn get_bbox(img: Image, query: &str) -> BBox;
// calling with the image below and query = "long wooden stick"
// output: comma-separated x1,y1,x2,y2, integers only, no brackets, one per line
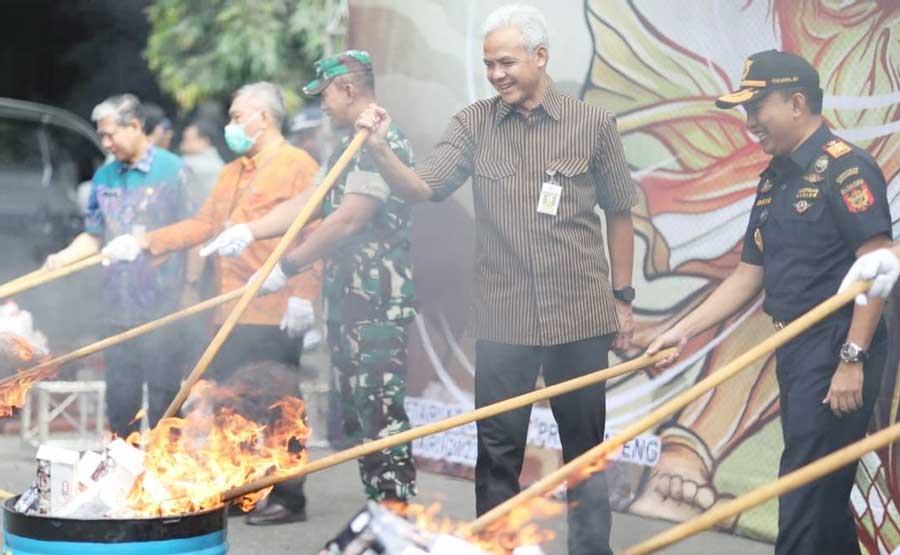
163,131,370,419
465,281,871,535
1,268,47,290
221,349,675,501
0,287,246,390
0,254,105,299
0,489,13,500
621,413,900,554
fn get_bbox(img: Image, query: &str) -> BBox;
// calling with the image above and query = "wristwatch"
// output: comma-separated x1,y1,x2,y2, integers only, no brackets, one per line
281,257,302,277
613,286,635,304
839,341,869,364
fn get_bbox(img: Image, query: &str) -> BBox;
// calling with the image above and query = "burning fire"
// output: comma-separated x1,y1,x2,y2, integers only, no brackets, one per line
381,446,619,553
383,499,563,554
0,334,55,418
124,380,309,516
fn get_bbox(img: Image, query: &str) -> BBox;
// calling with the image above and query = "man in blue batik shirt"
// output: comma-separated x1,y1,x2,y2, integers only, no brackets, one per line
46,94,193,438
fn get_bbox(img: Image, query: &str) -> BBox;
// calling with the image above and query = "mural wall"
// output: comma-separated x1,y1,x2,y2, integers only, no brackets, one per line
348,0,900,548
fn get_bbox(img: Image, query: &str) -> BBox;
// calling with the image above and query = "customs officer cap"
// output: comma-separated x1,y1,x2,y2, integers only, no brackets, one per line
716,49,821,109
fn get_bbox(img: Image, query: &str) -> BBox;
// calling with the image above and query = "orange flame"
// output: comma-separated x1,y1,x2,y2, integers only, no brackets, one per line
389,448,618,553
123,380,310,517
381,499,562,554
0,334,55,418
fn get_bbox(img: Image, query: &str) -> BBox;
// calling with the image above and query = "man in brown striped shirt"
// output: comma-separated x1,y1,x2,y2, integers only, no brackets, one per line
357,5,637,554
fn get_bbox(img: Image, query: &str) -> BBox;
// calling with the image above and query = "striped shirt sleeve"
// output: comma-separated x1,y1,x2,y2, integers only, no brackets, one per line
417,114,476,202
592,114,638,211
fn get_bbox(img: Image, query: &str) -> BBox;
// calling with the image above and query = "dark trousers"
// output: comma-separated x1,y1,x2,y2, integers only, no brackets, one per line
475,335,614,555
104,325,182,438
211,323,306,512
774,318,886,555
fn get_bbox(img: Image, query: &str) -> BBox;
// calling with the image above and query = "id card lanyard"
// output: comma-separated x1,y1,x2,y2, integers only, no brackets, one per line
537,169,561,216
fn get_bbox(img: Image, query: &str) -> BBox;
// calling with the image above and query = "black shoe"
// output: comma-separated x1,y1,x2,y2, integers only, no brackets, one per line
245,502,307,526
227,504,248,517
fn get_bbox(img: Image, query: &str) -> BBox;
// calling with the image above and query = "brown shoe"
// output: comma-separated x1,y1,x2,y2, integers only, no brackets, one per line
245,502,307,526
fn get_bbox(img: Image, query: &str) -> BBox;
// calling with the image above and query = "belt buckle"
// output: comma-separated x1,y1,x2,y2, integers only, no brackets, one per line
773,320,786,331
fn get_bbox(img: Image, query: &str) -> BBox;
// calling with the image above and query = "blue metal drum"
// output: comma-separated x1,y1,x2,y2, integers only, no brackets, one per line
2,497,228,555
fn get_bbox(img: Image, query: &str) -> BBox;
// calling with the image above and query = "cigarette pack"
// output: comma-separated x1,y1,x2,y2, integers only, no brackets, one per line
35,444,79,515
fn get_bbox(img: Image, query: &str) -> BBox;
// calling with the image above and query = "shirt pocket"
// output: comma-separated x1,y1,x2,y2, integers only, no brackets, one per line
474,158,516,181
547,157,590,181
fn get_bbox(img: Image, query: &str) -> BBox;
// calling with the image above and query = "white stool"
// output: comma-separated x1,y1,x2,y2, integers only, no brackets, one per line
20,380,106,450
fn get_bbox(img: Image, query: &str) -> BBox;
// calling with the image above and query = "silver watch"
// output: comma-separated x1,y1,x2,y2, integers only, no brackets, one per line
839,341,868,364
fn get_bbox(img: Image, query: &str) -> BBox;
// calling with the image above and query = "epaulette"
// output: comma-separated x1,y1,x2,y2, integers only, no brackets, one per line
822,139,852,159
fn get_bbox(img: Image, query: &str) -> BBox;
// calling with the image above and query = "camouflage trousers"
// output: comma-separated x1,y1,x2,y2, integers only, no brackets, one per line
327,319,417,501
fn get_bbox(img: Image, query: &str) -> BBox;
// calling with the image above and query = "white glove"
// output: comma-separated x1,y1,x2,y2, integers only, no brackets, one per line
280,297,315,338
101,234,143,262
199,223,254,258
839,248,900,305
250,263,289,295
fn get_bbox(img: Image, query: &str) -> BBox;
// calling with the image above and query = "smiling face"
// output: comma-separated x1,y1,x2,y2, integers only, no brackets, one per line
483,26,548,110
744,89,806,157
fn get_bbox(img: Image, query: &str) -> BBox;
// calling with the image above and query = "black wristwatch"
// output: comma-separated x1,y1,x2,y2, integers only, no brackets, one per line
839,341,868,364
613,286,635,304
281,257,302,277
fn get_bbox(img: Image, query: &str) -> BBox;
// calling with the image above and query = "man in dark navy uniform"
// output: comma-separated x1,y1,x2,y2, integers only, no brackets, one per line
647,50,892,555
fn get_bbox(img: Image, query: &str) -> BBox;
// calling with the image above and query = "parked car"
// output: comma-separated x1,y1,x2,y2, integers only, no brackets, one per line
0,98,105,263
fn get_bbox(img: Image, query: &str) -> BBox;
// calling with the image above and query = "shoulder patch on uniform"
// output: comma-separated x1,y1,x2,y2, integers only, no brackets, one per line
823,139,852,159
842,181,875,213
836,166,859,185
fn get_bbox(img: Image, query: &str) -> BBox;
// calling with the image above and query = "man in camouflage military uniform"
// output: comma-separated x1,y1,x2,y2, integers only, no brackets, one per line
204,50,418,503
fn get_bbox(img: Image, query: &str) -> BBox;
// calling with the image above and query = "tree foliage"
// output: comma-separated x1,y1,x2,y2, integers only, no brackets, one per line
145,0,330,111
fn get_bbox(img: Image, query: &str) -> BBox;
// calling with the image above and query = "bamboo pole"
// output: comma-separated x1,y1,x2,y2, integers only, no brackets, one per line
0,489,13,500
0,254,105,299
0,287,246,391
222,349,675,501
464,281,871,535
1,267,47,291
621,415,900,554
162,130,370,419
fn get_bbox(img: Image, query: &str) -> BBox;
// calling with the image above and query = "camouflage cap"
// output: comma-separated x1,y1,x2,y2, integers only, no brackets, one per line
303,50,373,96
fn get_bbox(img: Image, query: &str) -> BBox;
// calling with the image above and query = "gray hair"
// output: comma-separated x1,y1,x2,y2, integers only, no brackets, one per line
234,81,286,127
91,94,144,126
482,4,549,53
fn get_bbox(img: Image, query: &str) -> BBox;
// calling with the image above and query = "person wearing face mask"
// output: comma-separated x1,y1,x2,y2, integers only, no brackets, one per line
105,81,321,373
647,50,892,555
201,51,419,512
45,94,194,439
101,82,321,524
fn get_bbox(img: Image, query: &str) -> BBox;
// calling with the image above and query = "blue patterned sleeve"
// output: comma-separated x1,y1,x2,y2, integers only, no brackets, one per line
83,180,105,237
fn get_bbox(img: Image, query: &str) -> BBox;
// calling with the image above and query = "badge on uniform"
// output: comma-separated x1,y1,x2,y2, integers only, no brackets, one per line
759,178,773,193
794,200,810,214
814,155,829,174
842,181,875,213
803,172,824,183
753,228,764,252
537,170,561,216
823,139,852,159
795,187,820,200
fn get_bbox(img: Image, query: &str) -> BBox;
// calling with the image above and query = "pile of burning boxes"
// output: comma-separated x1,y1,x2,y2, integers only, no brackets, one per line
13,439,167,519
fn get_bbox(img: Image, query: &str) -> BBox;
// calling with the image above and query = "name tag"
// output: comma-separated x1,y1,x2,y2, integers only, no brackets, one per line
537,168,562,217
